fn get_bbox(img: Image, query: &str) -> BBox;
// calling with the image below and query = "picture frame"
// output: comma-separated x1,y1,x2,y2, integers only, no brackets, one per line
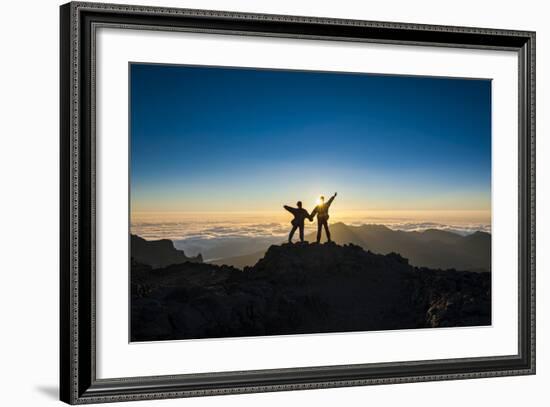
60,1,536,404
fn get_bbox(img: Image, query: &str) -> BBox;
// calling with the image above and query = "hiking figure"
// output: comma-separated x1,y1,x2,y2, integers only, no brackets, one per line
311,192,337,243
284,201,313,243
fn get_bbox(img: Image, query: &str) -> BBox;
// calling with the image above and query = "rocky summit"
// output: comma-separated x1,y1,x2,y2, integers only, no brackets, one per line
131,242,491,341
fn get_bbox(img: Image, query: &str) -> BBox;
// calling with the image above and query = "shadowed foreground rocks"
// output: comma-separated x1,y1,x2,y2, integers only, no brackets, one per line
131,242,491,341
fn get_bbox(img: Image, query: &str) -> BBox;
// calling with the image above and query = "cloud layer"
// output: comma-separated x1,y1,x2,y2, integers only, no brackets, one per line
131,219,490,241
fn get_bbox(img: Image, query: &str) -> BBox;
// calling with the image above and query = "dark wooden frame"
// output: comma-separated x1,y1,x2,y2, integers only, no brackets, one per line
60,1,536,404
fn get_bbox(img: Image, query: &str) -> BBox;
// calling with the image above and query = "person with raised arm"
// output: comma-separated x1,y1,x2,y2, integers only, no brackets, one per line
310,192,337,243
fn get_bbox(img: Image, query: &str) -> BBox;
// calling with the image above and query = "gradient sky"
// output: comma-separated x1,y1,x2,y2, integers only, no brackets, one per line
130,63,491,217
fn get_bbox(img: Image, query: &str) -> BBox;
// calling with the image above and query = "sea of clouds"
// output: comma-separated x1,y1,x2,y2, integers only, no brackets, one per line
369,221,490,236
131,219,490,241
131,221,290,241
131,218,491,261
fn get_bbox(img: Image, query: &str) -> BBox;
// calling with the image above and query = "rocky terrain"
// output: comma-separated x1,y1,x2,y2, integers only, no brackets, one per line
131,241,491,341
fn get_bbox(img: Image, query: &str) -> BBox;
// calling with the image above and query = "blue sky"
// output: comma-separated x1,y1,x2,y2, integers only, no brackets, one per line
130,63,491,216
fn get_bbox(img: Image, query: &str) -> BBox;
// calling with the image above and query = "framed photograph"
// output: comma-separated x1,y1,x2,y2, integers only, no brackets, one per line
60,1,535,404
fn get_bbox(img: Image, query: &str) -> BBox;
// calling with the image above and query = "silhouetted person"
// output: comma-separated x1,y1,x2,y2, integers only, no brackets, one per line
311,192,337,243
284,201,313,243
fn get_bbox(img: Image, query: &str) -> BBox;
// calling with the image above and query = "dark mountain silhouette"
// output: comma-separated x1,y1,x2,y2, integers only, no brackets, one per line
131,242,491,341
210,249,267,269
414,228,463,244
212,223,491,272
321,223,491,271
131,234,202,269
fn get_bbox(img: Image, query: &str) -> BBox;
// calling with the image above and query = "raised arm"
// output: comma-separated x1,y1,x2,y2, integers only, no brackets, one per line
327,192,337,206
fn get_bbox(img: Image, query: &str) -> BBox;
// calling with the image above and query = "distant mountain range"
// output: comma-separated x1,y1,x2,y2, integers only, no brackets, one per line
211,223,491,272
131,234,202,269
131,242,491,341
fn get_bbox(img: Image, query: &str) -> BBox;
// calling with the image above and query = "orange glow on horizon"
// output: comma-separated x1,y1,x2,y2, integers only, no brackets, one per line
131,209,491,225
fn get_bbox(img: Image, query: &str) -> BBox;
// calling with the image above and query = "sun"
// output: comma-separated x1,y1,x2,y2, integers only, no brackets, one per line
315,196,324,206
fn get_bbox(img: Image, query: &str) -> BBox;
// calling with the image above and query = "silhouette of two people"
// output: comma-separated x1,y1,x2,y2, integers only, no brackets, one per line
284,192,337,244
